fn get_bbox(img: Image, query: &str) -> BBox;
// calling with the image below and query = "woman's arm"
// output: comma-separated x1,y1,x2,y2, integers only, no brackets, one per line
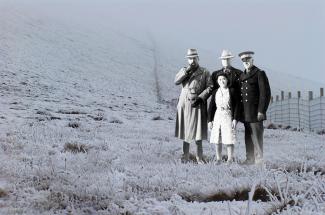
208,90,217,122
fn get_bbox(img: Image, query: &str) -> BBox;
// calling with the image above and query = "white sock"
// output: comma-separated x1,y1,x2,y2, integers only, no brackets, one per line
227,145,234,161
216,144,222,160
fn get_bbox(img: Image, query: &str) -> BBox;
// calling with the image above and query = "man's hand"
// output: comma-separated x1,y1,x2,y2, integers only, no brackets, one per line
208,122,213,130
257,112,265,121
232,120,237,129
185,64,194,75
191,97,203,107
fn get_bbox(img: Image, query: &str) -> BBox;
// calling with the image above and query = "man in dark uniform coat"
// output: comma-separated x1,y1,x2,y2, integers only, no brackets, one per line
238,51,271,165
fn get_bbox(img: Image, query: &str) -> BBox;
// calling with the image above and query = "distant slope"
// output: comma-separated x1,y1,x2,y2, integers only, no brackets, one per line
0,2,167,132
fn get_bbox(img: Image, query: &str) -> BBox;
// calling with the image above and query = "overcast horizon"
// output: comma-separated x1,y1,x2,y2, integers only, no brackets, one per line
3,0,325,84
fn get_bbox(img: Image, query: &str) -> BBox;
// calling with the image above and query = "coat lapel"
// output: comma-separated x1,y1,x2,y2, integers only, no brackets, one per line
240,66,258,81
189,67,203,82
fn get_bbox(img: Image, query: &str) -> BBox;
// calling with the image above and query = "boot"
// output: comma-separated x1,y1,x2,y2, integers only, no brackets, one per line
181,141,190,163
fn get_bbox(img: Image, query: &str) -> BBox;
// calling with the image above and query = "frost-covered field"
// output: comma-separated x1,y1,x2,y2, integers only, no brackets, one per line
0,1,325,215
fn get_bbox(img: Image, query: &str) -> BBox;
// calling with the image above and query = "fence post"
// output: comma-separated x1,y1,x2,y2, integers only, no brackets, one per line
275,95,279,123
281,91,284,126
321,88,324,130
298,91,301,129
308,91,313,131
270,96,274,122
288,92,291,127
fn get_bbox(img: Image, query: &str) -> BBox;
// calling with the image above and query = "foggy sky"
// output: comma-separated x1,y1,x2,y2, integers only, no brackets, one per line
4,0,325,83
104,0,325,83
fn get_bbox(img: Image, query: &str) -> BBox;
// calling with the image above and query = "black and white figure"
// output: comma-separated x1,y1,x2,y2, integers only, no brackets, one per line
208,73,240,163
174,49,211,163
238,51,271,165
208,50,242,94
207,50,242,163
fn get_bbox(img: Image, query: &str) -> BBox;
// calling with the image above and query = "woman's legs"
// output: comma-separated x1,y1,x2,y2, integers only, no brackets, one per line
216,143,222,161
226,144,234,162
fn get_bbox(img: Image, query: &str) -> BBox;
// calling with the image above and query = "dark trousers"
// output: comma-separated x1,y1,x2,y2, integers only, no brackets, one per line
244,122,264,161
183,140,203,158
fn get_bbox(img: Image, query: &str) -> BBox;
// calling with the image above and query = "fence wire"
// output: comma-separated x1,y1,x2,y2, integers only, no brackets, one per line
267,96,325,131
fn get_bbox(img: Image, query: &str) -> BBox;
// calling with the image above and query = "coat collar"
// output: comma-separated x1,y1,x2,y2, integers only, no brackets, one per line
240,65,258,81
190,66,204,79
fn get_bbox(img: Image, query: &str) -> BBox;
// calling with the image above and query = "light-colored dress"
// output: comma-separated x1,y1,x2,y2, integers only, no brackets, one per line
210,88,236,145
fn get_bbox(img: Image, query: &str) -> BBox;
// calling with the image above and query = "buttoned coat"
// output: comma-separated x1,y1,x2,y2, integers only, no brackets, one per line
175,66,211,142
239,65,271,122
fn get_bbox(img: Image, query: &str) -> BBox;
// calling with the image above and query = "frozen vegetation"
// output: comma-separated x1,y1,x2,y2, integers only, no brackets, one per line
0,1,324,214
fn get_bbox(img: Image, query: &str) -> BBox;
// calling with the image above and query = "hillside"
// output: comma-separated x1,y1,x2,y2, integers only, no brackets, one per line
0,1,324,215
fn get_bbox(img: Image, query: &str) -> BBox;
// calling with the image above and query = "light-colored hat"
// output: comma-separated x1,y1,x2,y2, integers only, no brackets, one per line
219,49,234,59
238,51,254,60
186,48,199,58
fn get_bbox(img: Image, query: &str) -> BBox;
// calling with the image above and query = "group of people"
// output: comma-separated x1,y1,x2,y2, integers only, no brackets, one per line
174,49,271,165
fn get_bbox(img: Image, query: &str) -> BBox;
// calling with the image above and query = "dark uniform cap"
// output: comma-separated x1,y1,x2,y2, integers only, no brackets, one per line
238,51,254,60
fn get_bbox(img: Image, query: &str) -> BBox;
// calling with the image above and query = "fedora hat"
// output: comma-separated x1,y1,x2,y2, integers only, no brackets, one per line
186,48,199,58
238,51,254,60
219,49,234,59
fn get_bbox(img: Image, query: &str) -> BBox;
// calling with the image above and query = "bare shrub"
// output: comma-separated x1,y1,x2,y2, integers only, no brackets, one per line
266,123,277,129
152,116,163,120
63,142,88,153
109,117,123,124
317,129,325,135
283,125,291,130
68,122,80,128
57,110,86,115
0,188,8,198
88,113,105,121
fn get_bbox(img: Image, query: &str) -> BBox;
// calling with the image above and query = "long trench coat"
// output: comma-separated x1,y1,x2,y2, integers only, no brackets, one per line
174,66,211,143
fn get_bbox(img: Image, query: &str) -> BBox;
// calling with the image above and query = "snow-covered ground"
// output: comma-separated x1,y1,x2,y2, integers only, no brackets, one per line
0,1,324,215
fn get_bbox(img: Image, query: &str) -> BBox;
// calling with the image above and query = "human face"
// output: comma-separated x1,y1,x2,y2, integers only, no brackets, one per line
217,75,228,88
242,57,253,70
221,58,231,68
187,57,199,67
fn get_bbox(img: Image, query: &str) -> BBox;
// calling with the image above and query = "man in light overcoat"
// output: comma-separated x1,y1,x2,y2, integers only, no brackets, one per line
175,49,211,163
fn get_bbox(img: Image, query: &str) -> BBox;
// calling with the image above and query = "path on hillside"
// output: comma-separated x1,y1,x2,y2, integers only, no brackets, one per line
149,36,178,110
148,35,163,104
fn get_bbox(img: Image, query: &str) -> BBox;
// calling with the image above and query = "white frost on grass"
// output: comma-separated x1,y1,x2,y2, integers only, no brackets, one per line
0,1,324,214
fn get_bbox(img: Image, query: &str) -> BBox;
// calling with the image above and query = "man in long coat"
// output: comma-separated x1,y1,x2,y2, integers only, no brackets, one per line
175,49,211,163
238,51,271,165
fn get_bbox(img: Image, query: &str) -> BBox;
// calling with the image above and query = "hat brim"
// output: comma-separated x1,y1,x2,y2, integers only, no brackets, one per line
186,54,199,58
240,56,253,61
238,51,254,58
219,55,234,59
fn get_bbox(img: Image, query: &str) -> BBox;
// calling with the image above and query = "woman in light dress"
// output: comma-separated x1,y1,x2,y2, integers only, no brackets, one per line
208,74,240,163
